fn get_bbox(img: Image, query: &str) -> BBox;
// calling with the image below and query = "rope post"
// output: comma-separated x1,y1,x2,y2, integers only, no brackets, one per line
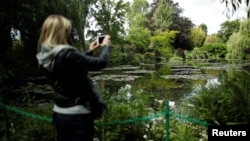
165,101,170,141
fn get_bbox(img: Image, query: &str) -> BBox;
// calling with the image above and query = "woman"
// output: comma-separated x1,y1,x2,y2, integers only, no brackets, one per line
36,14,111,141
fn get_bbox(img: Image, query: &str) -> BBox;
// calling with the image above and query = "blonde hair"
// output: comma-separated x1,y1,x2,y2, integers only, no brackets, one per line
37,15,72,51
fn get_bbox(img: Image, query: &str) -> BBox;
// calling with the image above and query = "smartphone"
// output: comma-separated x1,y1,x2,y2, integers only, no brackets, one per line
97,35,105,45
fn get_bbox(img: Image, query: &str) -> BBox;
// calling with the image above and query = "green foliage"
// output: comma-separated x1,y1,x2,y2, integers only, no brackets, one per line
108,43,155,66
0,0,95,65
186,47,207,59
151,31,177,48
4,104,55,141
108,45,127,66
187,70,250,125
126,0,150,55
95,85,157,140
108,43,154,66
127,27,151,53
186,43,227,60
87,0,129,43
143,52,156,64
156,65,171,75
129,53,145,65
150,30,177,60
217,20,240,43
198,23,208,35
151,0,173,33
168,55,183,63
200,43,227,58
190,27,206,48
127,0,149,27
204,34,220,44
188,84,232,125
226,19,250,59
170,120,204,141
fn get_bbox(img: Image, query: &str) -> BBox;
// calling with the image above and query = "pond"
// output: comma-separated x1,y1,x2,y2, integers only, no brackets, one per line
88,60,250,107
90,64,210,105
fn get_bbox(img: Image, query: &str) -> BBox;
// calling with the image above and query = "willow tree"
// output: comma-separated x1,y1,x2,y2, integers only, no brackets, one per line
0,0,95,103
0,0,91,65
226,19,250,59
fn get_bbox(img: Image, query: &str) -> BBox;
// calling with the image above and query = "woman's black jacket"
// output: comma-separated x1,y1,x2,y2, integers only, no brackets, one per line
48,46,111,107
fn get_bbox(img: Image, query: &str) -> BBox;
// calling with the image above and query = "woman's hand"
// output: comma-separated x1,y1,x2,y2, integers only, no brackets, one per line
88,34,111,51
101,35,111,47
89,41,99,51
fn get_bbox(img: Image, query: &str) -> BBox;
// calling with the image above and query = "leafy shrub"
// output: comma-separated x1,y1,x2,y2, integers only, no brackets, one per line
2,104,55,141
95,85,158,140
109,45,127,66
129,53,144,65
186,70,250,125
200,43,227,58
127,27,151,54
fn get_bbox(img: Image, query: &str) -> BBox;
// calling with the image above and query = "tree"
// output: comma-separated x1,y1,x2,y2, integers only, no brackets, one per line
217,19,240,43
151,0,173,33
75,0,98,50
86,0,129,43
150,30,177,61
147,0,194,50
190,27,206,48
204,34,220,44
127,0,149,27
199,23,208,35
0,0,89,66
226,19,250,59
167,0,194,50
221,0,250,9
219,0,250,17
220,0,250,9
200,43,227,59
150,31,177,48
127,0,151,52
127,26,151,53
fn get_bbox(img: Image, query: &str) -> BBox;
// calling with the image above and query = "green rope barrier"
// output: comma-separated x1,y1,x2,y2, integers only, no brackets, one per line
169,112,208,127
0,102,52,123
0,102,208,127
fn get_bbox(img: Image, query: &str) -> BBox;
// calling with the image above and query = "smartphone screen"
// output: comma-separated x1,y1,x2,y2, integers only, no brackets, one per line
97,35,105,45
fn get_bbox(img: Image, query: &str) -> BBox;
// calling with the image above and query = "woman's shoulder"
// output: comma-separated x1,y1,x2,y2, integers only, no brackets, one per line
57,47,76,57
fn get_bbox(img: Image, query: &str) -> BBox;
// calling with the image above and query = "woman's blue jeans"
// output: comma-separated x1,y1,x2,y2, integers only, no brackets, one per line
53,112,94,141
